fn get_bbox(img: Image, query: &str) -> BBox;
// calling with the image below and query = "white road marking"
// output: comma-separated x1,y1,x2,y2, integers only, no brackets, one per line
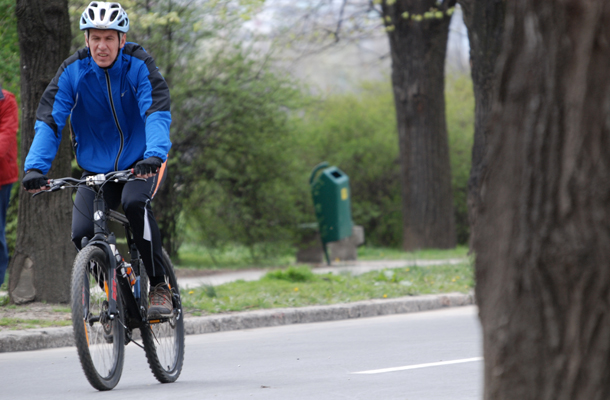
352,357,483,374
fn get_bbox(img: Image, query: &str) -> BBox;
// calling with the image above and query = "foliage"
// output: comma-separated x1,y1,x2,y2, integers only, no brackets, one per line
173,48,307,260
263,265,317,282
181,261,474,313
383,3,456,32
445,74,475,245
177,242,295,270
0,0,20,95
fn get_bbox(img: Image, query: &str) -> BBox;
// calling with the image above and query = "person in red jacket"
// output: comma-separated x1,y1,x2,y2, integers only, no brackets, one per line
0,85,18,287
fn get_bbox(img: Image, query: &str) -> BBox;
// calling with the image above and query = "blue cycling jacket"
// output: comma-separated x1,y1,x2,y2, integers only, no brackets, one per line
24,43,172,175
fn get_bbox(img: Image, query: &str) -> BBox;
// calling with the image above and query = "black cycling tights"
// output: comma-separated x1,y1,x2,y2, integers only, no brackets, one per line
71,171,167,287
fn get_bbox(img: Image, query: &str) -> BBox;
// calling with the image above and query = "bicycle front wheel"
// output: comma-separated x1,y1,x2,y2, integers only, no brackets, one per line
140,248,185,383
71,246,125,391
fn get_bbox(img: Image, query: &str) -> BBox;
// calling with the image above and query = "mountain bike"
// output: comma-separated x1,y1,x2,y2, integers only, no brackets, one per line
35,170,184,390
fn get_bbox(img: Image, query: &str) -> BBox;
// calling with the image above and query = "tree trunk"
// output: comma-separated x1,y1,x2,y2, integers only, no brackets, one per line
476,1,610,398
458,0,505,249
10,0,74,304
381,0,457,250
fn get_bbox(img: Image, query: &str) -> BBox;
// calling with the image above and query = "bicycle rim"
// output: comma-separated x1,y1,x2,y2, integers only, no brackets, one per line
71,246,125,391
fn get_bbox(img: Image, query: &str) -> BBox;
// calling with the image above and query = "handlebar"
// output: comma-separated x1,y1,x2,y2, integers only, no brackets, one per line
33,169,141,197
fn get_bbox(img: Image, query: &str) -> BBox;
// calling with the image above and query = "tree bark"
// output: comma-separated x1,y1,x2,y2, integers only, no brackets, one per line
476,1,610,398
458,0,505,249
381,0,457,250
10,0,75,304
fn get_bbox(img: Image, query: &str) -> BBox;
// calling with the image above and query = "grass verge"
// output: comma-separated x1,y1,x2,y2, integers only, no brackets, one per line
0,318,72,330
357,245,469,261
181,261,473,316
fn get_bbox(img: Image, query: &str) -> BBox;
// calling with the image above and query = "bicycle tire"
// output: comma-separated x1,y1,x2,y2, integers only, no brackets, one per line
140,248,185,383
71,246,125,391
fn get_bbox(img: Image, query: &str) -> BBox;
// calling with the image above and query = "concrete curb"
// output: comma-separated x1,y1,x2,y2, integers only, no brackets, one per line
0,292,474,353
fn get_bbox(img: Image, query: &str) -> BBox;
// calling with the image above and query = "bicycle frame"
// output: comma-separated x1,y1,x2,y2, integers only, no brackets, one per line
107,209,146,327
87,192,149,331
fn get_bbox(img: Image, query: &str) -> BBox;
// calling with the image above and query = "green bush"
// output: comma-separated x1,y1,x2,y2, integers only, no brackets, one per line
0,0,20,96
446,74,475,245
263,266,317,283
172,48,309,260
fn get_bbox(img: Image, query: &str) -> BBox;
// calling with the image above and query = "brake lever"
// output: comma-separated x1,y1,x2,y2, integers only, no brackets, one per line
32,189,52,198
31,183,63,197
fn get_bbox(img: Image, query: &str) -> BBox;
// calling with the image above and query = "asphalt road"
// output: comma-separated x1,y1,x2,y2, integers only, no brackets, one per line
0,306,482,400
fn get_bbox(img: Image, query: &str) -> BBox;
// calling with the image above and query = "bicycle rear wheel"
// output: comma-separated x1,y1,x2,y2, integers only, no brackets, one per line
71,246,125,391
140,248,185,383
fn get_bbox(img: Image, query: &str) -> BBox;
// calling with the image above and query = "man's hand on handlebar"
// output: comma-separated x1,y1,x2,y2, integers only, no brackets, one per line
133,156,163,179
22,169,50,194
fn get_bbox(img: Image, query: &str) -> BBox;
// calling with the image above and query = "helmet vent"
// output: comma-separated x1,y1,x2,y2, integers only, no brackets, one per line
80,1,129,33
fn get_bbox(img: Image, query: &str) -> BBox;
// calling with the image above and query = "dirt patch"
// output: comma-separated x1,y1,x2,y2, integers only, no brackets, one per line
0,302,72,332
0,293,213,332
0,300,212,332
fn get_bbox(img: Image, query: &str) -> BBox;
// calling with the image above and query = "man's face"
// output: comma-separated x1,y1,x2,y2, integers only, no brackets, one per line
85,28,126,68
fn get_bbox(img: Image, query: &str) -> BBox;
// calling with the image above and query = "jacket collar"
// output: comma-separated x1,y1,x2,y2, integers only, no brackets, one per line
89,47,125,77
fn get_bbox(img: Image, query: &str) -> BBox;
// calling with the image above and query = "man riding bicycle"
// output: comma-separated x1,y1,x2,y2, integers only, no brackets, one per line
23,1,173,320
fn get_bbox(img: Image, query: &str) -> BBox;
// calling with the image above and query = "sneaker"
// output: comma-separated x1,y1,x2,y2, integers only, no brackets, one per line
147,283,173,319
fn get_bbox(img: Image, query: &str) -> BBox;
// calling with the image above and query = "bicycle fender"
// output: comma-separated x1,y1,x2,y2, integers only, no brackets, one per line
89,241,119,317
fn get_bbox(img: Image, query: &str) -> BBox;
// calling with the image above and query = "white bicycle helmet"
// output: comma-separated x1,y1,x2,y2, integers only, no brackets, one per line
80,2,129,32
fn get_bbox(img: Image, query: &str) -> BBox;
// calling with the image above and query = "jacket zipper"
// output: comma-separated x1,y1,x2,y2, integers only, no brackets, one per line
104,70,125,171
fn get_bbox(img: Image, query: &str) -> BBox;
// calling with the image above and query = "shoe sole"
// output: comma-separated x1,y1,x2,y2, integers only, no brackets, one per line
147,309,174,320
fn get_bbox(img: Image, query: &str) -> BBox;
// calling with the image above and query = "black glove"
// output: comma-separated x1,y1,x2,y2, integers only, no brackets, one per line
22,169,48,191
134,156,163,176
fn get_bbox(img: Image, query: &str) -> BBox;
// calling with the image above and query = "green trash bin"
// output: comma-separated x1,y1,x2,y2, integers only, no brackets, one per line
310,162,353,265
